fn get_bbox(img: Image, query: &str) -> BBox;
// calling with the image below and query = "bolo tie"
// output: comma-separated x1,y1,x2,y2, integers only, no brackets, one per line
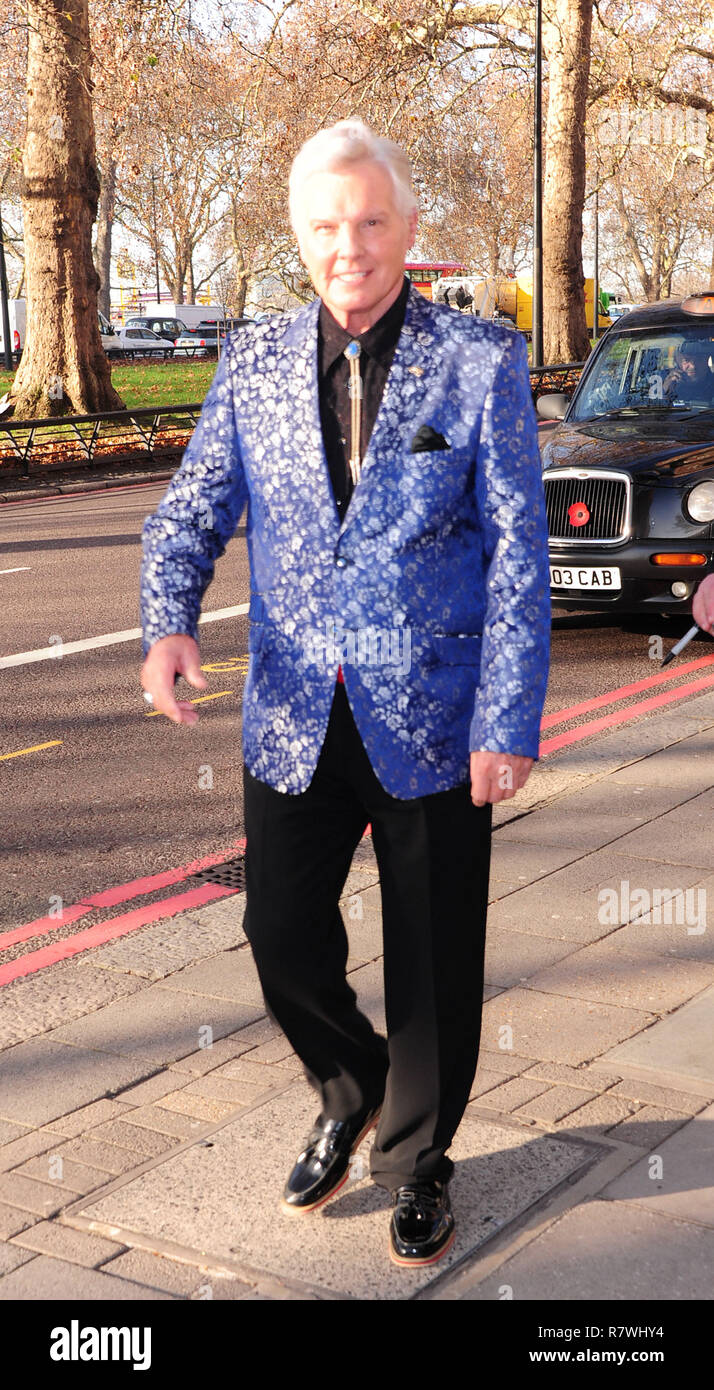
343,339,363,486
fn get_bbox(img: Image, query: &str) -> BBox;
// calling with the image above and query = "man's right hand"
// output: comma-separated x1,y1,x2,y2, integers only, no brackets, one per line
140,634,208,725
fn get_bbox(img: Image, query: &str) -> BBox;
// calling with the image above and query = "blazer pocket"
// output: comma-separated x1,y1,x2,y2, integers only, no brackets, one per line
431,634,482,664
410,424,451,453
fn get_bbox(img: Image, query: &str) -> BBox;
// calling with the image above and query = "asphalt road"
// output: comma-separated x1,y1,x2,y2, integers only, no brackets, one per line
1,482,711,933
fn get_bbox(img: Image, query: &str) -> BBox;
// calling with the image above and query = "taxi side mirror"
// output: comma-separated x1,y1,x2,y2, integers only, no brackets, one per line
536,392,568,421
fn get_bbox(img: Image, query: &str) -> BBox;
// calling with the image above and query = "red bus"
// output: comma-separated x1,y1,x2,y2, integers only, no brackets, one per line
405,261,467,300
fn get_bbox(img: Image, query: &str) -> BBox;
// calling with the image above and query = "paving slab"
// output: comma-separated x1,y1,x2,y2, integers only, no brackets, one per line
486,884,616,945
595,983,714,1092
544,713,714,776
151,950,266,1008
554,1091,641,1134
607,742,714,791
488,811,644,850
9,1220,126,1266
480,988,654,1066
458,1199,714,1300
73,1085,594,1300
0,1038,158,1127
613,793,714,869
0,964,147,1048
0,1171,69,1219
86,906,248,982
526,941,714,1013
603,1106,690,1150
488,842,590,887
96,1247,247,1298
601,1100,714,1228
0,1202,36,1239
0,1254,175,1299
44,986,263,1066
14,1155,116,1196
484,931,577,989
0,1129,64,1174
0,1120,29,1145
608,1079,709,1114
0,1241,35,1276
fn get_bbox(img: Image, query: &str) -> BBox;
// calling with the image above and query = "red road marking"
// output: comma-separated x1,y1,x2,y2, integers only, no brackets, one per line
0,882,237,986
0,839,246,950
540,669,714,755
541,652,714,730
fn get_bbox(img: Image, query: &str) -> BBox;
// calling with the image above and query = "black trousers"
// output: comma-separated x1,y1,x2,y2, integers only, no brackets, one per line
242,680,492,1192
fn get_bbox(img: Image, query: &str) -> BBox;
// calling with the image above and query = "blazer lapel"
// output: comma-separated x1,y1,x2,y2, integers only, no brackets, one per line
280,299,342,539
339,285,436,537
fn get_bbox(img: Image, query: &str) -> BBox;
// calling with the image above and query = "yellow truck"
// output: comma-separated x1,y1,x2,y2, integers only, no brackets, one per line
492,275,611,334
434,273,611,334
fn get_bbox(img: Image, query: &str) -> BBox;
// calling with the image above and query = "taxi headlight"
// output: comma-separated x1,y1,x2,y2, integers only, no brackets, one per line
686,480,714,523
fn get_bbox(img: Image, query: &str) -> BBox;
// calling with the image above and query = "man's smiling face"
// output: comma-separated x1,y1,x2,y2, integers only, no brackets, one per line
294,160,417,334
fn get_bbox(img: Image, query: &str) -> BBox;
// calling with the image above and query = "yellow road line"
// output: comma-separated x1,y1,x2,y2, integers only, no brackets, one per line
145,690,234,717
0,739,63,762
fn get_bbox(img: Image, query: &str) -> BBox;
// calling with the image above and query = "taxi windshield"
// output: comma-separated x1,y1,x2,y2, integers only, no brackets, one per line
571,325,714,422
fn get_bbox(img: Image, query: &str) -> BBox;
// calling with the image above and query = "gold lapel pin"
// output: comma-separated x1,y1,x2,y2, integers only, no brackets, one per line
408,365,424,377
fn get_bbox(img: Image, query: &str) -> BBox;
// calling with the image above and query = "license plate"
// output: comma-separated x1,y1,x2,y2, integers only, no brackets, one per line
550,565,621,590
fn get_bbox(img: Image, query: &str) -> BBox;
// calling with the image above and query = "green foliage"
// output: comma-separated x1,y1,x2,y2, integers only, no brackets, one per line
0,360,215,412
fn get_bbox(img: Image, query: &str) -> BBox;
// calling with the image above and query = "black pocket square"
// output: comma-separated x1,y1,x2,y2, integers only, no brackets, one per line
410,424,451,453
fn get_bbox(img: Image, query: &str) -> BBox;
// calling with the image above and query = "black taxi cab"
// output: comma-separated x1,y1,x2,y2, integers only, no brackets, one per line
538,293,714,613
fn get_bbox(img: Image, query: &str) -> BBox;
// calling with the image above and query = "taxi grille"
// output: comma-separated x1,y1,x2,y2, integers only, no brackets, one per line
544,473,628,542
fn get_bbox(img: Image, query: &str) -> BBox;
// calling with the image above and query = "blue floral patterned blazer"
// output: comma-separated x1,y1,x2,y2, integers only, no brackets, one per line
140,282,551,797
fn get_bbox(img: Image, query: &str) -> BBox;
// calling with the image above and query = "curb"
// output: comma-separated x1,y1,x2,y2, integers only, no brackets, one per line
0,469,175,504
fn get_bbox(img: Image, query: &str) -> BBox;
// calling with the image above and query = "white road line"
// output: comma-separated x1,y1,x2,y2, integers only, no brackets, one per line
0,567,31,574
0,603,249,669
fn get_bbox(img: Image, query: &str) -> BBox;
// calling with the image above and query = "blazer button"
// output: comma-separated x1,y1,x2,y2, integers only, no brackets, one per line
335,556,348,568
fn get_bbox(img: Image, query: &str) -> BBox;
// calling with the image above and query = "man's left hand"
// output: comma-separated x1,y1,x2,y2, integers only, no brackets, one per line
470,751,534,806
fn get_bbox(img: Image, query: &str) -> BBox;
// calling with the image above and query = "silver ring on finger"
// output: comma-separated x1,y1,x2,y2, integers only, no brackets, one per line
143,691,154,706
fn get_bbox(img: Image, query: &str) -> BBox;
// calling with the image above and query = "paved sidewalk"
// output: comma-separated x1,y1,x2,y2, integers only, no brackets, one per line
1,695,714,1300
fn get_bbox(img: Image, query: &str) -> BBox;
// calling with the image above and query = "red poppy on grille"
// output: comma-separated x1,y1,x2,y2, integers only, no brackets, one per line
568,501,590,527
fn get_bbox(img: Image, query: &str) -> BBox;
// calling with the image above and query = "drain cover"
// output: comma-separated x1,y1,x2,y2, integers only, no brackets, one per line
191,856,246,890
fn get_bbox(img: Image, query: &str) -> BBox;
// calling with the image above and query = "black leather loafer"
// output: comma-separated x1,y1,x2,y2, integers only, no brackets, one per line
280,1103,381,1215
389,1180,455,1266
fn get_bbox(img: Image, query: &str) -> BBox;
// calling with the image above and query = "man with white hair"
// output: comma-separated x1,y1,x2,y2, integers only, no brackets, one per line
140,119,550,1267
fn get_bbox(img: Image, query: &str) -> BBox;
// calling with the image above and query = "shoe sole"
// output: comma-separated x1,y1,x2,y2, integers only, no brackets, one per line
389,1224,456,1268
279,1107,382,1216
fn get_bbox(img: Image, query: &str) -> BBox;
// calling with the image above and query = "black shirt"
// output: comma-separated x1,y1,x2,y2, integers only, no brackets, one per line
317,275,410,521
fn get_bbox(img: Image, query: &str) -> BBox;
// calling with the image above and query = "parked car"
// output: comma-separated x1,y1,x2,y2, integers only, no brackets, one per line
111,327,175,359
173,318,253,357
538,293,714,614
123,315,189,343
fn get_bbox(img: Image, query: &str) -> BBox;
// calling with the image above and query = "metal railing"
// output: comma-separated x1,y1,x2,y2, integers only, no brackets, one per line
0,363,585,479
529,361,585,400
0,403,202,477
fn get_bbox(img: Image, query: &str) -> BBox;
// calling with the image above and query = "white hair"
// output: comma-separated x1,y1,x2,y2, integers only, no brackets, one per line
288,119,418,230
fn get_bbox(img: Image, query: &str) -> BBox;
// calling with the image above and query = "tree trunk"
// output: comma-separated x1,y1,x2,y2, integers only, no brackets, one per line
9,1,124,418
614,181,653,300
233,243,247,317
542,0,593,363
187,256,196,304
709,236,714,291
230,203,248,316
94,143,117,322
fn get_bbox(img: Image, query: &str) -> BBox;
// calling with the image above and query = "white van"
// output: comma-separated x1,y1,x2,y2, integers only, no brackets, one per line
0,300,119,358
0,300,25,358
